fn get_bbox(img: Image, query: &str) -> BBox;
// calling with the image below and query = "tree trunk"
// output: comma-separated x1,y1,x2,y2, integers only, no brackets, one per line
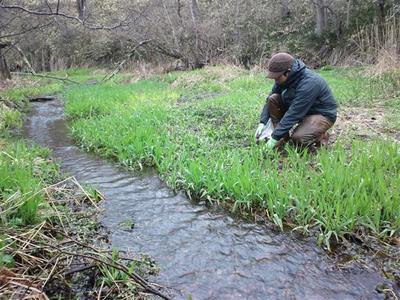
346,0,351,29
76,0,87,20
0,47,11,81
190,0,202,68
42,47,51,72
190,0,200,23
376,0,385,18
281,0,290,18
177,0,182,19
314,0,327,36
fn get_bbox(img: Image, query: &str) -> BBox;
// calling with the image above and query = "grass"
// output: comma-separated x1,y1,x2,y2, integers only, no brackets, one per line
317,67,400,106
63,65,400,246
0,141,59,227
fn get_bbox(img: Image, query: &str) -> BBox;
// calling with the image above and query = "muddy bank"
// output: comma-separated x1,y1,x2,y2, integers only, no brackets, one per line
22,98,400,299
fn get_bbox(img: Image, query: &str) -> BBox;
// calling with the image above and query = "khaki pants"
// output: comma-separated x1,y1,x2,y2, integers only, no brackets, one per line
268,93,334,147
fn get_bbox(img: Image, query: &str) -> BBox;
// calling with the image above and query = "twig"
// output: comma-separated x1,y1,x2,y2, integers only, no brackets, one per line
43,256,60,287
21,221,46,250
97,278,105,300
12,44,36,74
64,264,96,276
1,150,15,160
45,189,67,232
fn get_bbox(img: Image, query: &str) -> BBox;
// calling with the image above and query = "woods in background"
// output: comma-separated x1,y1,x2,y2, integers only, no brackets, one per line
0,0,399,77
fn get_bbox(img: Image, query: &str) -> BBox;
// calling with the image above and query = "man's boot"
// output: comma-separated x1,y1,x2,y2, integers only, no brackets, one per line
315,132,330,149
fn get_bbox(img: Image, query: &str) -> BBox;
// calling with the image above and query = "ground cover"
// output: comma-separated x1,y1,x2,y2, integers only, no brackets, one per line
64,65,400,249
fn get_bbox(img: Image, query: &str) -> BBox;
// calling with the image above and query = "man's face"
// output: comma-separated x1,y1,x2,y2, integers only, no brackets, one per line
274,73,289,85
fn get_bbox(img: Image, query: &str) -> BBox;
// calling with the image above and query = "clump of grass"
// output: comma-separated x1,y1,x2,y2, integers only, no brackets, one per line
0,104,22,135
0,141,59,226
65,65,400,246
64,80,178,119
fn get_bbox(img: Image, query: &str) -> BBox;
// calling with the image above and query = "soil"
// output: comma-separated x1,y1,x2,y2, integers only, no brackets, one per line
331,105,399,143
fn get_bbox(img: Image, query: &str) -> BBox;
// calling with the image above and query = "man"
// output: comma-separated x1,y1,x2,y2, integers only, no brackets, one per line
255,52,337,150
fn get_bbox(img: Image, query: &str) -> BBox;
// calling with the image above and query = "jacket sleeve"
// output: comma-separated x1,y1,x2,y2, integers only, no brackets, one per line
259,84,281,124
271,79,320,140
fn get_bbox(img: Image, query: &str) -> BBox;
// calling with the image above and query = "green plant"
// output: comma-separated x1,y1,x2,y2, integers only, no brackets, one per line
64,65,400,246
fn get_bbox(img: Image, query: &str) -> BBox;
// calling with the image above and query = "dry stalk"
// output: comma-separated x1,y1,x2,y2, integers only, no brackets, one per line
71,176,100,209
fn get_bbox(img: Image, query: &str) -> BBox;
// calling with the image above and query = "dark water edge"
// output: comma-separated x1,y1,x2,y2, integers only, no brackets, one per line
23,99,395,300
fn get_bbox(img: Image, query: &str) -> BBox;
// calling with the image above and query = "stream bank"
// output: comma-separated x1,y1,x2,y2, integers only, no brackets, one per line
23,98,400,299
0,90,168,299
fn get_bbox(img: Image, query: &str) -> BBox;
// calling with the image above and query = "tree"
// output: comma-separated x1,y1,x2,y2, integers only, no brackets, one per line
76,0,87,20
281,0,290,18
0,42,11,80
314,0,327,36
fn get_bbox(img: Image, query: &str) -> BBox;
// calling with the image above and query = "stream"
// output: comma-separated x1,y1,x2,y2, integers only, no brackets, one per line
24,99,390,299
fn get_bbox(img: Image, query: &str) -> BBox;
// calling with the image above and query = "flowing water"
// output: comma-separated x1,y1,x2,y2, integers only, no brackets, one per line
24,100,390,299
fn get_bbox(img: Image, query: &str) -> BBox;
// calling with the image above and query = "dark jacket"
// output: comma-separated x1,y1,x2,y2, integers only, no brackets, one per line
260,59,337,140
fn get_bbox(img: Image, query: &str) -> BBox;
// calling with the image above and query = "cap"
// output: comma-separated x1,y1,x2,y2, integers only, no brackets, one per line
267,53,294,79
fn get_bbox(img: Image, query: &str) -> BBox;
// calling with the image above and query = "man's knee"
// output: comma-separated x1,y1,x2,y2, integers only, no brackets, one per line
268,94,285,127
267,93,282,110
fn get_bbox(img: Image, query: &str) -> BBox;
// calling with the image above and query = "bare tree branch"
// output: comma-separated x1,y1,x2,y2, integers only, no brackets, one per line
0,21,54,39
44,0,53,13
0,4,129,30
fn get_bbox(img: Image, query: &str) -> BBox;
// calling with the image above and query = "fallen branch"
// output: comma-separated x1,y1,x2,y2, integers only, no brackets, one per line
11,72,80,85
10,44,80,84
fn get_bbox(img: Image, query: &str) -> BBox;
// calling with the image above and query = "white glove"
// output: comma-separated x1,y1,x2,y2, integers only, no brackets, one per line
255,123,265,140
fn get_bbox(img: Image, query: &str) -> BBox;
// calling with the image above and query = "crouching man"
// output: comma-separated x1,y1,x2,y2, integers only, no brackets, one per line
255,52,337,151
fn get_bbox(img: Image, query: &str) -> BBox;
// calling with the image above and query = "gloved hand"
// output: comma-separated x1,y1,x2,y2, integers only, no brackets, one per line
265,138,278,150
255,123,265,139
